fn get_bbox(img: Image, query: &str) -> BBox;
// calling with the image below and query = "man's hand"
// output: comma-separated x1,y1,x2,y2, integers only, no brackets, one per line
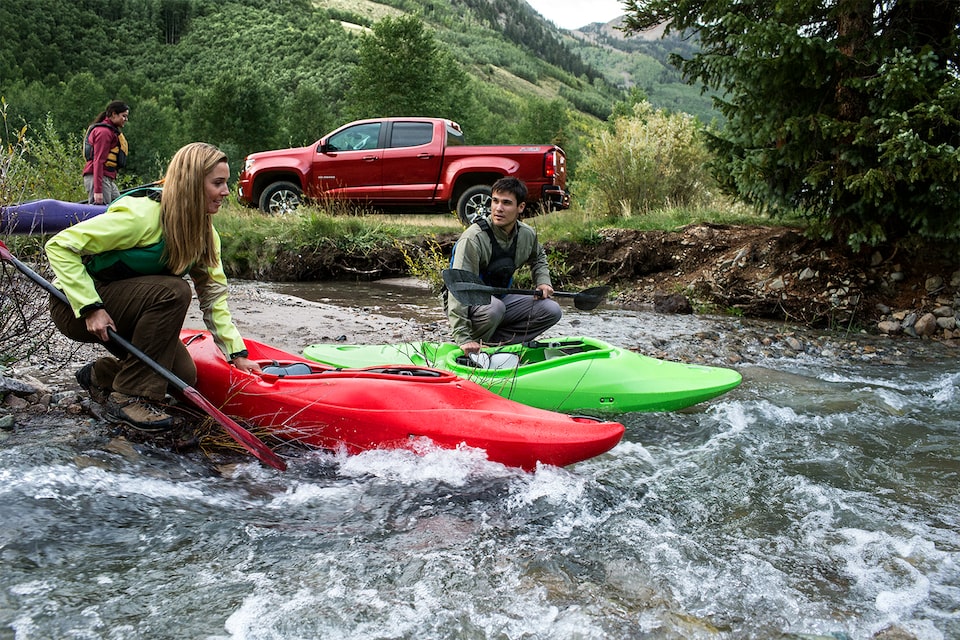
535,284,555,299
461,340,482,356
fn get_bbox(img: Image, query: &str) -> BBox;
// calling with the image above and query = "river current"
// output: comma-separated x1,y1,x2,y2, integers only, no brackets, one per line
1,280,958,640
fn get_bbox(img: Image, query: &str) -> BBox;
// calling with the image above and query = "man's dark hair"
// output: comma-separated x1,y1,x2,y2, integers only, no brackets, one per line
491,176,527,204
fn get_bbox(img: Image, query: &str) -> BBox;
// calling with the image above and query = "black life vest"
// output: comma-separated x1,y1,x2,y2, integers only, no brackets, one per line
83,122,128,170
477,218,517,289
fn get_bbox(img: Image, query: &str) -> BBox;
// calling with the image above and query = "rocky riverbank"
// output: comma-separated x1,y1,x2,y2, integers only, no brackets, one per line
553,224,960,346
252,223,959,345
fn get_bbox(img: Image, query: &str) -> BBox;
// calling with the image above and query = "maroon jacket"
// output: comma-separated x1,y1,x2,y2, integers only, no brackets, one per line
82,119,121,193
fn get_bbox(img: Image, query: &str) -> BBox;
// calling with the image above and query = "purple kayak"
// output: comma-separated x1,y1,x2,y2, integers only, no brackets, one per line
0,199,107,234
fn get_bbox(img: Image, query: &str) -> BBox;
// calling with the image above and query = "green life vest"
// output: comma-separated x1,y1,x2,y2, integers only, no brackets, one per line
84,238,171,282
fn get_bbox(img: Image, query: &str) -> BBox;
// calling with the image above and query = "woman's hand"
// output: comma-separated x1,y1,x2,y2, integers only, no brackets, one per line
84,308,117,342
231,356,261,374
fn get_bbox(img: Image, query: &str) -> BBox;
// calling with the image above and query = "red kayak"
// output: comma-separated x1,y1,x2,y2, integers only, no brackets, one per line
183,330,624,470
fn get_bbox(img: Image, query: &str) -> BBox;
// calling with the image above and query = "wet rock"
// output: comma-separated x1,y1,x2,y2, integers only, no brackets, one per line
914,313,938,337
653,293,692,314
877,320,902,335
873,623,920,640
0,414,14,430
936,316,957,330
925,276,944,293
0,374,40,395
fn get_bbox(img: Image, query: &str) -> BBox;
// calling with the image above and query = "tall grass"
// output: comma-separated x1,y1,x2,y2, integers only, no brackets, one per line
1,100,85,205
0,107,77,366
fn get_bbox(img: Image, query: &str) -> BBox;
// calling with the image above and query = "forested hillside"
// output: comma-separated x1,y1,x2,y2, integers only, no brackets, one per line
0,0,709,188
567,19,717,122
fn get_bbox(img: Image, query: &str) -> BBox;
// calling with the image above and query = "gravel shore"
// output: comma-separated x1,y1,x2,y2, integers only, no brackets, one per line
1,279,955,440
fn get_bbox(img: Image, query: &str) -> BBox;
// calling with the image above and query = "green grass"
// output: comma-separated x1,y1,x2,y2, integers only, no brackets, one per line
212,196,795,285
522,200,798,245
215,196,792,255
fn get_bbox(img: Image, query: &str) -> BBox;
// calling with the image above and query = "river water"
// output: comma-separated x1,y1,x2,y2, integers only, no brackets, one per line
2,280,958,640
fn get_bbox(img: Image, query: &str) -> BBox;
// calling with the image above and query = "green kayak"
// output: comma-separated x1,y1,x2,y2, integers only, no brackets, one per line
302,337,742,414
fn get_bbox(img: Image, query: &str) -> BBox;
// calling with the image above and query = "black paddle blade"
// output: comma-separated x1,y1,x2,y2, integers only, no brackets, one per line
442,269,493,306
442,268,483,288
571,286,610,311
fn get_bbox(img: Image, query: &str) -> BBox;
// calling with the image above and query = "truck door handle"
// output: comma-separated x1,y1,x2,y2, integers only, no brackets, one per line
362,155,378,162
417,153,434,159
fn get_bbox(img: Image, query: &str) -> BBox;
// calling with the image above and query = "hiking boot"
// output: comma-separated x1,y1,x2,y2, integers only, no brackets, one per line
75,362,109,404
105,392,176,432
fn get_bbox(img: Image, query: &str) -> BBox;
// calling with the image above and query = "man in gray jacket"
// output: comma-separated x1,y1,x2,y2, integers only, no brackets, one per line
445,177,562,355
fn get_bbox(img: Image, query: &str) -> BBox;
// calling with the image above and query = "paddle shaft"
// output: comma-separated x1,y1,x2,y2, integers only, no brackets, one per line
0,241,286,471
442,269,609,311
458,283,583,301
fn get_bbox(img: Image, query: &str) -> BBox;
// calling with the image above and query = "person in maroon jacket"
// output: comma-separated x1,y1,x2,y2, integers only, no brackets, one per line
82,100,130,205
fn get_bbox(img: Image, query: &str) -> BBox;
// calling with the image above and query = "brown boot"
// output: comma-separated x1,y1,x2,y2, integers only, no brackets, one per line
106,392,176,432
75,362,110,404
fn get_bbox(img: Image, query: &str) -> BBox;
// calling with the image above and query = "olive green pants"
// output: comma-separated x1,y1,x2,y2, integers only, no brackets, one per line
50,275,196,401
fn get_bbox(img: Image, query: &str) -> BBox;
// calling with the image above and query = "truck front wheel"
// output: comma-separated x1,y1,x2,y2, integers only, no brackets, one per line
456,185,491,226
259,181,302,215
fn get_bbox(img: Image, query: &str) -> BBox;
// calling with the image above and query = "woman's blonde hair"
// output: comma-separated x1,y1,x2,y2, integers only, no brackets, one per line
161,142,227,274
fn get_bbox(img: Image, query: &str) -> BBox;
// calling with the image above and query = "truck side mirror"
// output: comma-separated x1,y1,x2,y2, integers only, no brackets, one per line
319,141,330,153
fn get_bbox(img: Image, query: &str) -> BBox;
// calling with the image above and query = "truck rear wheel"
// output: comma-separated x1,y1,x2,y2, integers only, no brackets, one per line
259,181,302,215
456,185,491,226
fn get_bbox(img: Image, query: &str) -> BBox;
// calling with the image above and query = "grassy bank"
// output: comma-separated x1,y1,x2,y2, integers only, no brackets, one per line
216,197,780,257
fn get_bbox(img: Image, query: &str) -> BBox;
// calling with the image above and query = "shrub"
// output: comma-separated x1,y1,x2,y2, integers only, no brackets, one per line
578,101,716,219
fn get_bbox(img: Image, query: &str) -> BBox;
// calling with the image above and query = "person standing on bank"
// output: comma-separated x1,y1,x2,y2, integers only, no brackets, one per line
82,100,130,205
445,176,562,356
46,142,261,431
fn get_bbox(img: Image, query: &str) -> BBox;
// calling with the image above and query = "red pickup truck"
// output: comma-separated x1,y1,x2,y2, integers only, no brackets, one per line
236,117,570,225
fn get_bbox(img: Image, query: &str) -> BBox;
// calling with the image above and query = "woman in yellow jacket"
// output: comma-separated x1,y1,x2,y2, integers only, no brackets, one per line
45,142,260,431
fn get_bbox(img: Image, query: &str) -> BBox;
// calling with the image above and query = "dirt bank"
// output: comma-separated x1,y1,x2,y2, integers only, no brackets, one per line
253,223,959,344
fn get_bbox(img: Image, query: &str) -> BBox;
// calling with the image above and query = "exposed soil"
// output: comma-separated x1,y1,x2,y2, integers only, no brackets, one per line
250,223,959,342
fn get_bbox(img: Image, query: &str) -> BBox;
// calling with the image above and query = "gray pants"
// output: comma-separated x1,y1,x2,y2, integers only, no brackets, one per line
468,293,562,345
83,174,120,204
50,275,195,401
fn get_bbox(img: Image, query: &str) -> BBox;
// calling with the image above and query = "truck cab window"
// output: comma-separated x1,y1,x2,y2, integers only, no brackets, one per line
328,123,382,151
389,122,433,148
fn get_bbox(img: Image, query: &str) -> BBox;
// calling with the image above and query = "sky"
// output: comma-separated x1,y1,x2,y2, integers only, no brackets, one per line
525,0,627,30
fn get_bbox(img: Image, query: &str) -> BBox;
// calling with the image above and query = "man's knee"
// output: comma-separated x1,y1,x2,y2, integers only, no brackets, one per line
540,300,563,325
